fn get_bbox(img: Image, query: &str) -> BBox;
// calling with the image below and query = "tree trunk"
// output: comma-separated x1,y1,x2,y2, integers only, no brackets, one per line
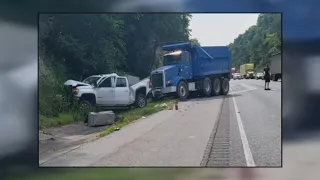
149,41,159,73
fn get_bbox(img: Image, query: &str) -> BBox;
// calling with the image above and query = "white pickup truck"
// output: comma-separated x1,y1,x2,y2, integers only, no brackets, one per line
64,73,152,109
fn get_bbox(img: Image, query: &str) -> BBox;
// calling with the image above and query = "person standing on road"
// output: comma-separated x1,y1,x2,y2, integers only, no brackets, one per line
264,64,271,90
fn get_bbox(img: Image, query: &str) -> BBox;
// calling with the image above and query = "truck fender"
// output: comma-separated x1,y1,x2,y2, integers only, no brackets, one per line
80,93,96,105
171,76,185,86
135,86,147,96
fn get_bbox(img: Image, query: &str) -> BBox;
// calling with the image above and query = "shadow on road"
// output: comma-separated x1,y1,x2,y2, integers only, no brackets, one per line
227,94,243,98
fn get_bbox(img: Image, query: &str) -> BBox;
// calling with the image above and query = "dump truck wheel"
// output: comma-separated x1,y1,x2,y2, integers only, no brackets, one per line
211,78,221,96
220,78,229,95
177,81,189,101
202,77,212,97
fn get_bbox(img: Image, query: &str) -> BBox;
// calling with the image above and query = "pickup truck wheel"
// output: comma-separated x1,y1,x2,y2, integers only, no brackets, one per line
220,78,229,95
177,81,189,101
202,77,212,97
79,100,92,110
78,100,93,122
135,94,147,108
211,78,221,96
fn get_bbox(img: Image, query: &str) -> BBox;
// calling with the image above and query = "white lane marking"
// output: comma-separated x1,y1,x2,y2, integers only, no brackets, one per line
229,88,257,95
232,94,256,167
229,82,258,95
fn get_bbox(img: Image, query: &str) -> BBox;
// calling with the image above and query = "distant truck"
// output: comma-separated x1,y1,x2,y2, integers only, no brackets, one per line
149,42,231,101
240,63,255,79
269,52,281,81
64,73,151,109
231,67,236,79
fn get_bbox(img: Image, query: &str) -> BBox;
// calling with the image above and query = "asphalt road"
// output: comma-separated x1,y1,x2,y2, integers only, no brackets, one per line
40,79,281,167
226,79,281,167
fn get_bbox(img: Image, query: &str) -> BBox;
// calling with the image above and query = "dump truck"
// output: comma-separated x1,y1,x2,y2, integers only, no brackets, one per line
149,42,231,101
269,52,281,81
240,63,255,79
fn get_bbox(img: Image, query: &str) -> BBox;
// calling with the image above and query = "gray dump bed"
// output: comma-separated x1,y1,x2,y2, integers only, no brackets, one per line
125,75,140,86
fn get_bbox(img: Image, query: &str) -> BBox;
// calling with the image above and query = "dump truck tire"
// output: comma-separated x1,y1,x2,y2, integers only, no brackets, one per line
177,81,189,101
212,78,221,96
202,77,212,97
220,78,229,95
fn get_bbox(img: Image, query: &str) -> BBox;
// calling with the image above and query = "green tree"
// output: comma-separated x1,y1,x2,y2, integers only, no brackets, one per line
39,13,192,118
229,13,281,71
190,38,201,45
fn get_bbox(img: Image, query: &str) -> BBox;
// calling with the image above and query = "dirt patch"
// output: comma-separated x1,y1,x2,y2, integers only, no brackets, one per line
39,121,108,164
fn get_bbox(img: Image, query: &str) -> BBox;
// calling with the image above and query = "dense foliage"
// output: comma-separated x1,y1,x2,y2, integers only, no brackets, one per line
39,13,281,119
229,14,281,71
39,13,191,117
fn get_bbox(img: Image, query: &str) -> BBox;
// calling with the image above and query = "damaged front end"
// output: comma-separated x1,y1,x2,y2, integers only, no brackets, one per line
63,80,92,106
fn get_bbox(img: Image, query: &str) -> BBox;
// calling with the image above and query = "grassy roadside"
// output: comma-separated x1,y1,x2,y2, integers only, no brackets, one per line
97,98,177,137
39,113,76,129
39,98,177,131
7,168,210,180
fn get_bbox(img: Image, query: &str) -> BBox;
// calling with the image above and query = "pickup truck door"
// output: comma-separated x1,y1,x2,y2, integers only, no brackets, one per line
96,76,116,105
114,77,130,105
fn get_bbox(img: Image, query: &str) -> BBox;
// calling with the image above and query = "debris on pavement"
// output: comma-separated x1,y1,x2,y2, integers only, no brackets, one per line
154,103,168,108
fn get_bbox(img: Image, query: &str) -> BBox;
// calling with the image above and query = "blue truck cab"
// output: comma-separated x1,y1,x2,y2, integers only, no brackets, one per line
150,42,231,100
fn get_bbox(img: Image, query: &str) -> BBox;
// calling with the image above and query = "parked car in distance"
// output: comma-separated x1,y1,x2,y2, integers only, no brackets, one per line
233,73,241,80
255,72,264,79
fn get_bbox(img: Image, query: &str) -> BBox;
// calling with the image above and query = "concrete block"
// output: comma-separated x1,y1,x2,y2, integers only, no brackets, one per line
87,111,115,127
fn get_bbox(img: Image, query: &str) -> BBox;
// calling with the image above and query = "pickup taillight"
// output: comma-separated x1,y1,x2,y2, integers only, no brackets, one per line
149,81,152,88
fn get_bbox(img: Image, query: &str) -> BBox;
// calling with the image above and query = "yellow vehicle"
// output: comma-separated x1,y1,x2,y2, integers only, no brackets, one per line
240,63,255,79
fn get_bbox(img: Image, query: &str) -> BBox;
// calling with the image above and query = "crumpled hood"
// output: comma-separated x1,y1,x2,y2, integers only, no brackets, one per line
64,80,91,87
